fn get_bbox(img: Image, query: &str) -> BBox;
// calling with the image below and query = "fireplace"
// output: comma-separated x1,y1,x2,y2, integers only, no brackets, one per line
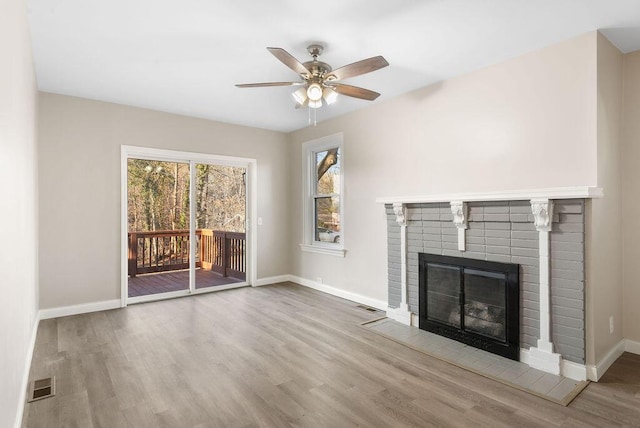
419,253,520,360
383,195,591,378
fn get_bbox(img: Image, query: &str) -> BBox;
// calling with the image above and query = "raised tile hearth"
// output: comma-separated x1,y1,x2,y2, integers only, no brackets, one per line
362,317,589,405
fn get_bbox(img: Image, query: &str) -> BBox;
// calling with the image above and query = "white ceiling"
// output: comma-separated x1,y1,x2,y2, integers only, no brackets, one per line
27,0,640,133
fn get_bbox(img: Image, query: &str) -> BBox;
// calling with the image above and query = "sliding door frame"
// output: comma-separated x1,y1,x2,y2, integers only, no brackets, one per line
120,145,258,307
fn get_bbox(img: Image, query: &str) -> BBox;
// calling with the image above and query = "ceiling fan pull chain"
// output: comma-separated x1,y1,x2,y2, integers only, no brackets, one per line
308,105,311,126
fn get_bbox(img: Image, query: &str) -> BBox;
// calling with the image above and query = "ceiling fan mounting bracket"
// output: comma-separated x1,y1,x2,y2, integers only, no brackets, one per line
307,44,324,59
302,60,332,79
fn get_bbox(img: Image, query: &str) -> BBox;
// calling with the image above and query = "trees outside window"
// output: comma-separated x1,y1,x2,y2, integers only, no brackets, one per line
127,159,245,234
314,148,341,243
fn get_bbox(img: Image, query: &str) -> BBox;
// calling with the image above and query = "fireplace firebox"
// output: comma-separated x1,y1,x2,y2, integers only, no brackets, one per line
419,253,520,360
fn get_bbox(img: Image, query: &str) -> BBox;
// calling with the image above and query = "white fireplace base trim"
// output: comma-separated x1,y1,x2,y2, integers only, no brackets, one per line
561,360,588,382
387,305,412,325
520,348,587,381
525,346,562,375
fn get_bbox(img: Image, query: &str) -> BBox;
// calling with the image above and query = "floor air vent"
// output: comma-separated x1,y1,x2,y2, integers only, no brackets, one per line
27,377,55,402
356,304,379,312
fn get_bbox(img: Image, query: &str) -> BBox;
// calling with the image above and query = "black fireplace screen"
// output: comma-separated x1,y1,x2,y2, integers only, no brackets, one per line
419,253,519,360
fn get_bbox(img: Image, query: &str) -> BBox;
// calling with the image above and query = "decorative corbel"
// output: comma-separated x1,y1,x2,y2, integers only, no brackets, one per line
393,203,407,227
531,199,554,233
450,201,468,251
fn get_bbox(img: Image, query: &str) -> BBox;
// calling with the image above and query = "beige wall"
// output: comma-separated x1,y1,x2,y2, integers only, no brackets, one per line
38,93,290,309
586,34,624,365
289,32,598,305
622,50,640,343
0,0,39,425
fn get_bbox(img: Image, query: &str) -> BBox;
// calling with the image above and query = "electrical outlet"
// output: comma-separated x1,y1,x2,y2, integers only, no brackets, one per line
316,277,323,284
609,316,614,334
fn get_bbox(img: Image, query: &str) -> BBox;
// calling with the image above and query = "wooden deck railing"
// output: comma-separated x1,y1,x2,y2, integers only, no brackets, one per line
128,229,246,280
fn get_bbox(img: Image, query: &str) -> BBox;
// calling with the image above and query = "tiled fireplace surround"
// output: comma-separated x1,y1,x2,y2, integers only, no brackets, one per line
381,188,602,381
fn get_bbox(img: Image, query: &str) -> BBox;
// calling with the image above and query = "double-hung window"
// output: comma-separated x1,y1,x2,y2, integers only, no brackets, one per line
301,133,345,257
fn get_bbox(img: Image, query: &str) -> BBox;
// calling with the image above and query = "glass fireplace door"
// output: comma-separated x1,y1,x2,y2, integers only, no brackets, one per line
463,269,507,341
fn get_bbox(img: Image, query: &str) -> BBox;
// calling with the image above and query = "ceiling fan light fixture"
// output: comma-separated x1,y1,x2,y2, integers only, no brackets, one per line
292,87,307,105
308,99,322,109
307,83,323,101
323,87,338,105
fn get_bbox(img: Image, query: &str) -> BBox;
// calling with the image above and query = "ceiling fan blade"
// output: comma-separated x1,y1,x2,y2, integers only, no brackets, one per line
235,82,303,88
267,47,311,77
326,56,389,81
329,83,381,101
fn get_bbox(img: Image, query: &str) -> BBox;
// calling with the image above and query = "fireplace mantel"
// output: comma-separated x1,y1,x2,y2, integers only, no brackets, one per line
376,186,603,205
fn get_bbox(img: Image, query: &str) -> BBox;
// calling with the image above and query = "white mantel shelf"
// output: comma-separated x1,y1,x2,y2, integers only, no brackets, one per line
375,186,603,205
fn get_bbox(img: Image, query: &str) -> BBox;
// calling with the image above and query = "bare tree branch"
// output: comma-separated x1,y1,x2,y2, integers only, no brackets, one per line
317,148,339,180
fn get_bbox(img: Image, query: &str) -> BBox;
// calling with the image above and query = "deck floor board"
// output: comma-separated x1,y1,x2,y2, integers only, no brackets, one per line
127,269,241,297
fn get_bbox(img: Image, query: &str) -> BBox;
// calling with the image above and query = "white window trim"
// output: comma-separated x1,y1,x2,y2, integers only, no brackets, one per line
300,133,346,257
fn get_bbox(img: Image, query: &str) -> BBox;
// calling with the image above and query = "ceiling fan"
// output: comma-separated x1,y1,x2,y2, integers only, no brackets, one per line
236,44,389,109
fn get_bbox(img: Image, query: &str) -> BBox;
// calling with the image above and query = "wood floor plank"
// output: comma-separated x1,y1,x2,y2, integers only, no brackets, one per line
22,282,640,427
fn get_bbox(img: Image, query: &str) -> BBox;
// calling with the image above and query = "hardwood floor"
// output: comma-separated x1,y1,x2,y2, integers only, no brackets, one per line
22,282,640,427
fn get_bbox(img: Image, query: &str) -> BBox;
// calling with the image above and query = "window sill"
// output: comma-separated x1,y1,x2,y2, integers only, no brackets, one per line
299,243,346,258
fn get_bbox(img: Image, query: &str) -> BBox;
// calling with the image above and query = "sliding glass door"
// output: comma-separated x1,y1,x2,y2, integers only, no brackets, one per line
195,163,247,291
123,147,251,304
127,159,191,298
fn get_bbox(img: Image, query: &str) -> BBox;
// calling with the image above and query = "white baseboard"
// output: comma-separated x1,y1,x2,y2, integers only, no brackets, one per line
39,275,390,318
587,339,626,381
39,299,122,320
288,275,387,311
15,311,40,428
253,275,293,287
625,338,640,355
